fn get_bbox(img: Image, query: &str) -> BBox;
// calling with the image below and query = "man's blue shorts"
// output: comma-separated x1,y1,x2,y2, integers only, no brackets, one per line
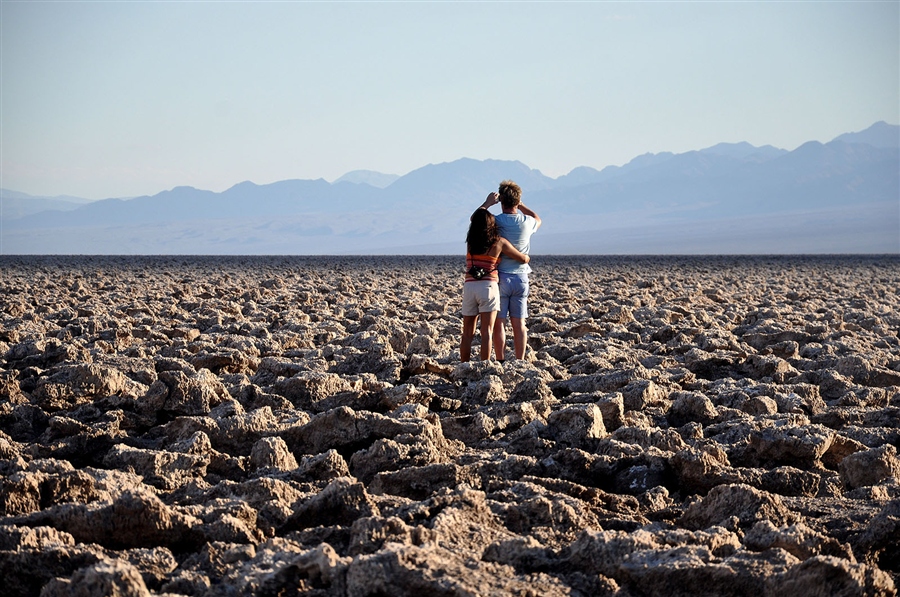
498,272,529,320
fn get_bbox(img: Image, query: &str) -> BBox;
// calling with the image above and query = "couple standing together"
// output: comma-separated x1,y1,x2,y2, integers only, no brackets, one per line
461,180,541,362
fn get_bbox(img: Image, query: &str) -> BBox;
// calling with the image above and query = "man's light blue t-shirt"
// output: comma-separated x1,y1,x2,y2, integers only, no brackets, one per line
495,212,538,274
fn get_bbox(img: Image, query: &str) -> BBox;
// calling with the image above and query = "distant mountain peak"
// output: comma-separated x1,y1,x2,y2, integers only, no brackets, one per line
703,141,757,151
4,121,896,255
227,181,259,190
334,170,400,188
698,142,787,162
833,121,900,149
167,185,202,193
1,188,94,203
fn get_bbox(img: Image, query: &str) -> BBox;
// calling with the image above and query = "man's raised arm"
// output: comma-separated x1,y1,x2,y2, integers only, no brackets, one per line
517,203,542,230
480,192,500,211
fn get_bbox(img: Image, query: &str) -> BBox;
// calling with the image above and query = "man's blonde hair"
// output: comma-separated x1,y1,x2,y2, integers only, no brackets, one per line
498,180,522,210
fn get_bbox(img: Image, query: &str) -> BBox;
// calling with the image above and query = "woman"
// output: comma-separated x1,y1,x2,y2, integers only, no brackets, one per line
461,200,530,362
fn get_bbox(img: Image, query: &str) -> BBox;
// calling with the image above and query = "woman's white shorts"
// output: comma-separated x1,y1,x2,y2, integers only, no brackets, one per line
462,280,500,316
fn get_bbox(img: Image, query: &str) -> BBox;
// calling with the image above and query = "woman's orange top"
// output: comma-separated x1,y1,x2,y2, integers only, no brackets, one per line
465,253,500,283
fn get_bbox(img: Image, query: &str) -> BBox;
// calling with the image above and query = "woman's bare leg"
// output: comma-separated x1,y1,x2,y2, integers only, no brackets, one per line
479,311,498,361
461,315,478,362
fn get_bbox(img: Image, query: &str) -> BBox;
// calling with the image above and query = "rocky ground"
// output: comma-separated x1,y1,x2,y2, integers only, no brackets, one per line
0,254,898,597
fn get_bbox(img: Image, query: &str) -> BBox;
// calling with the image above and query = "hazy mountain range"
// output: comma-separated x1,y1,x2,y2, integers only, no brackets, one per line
2,121,897,254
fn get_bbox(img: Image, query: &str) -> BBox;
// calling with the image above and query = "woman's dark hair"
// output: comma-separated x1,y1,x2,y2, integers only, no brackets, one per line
466,208,499,255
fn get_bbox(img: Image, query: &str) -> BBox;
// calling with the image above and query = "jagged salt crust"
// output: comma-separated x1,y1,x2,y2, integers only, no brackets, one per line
0,255,898,597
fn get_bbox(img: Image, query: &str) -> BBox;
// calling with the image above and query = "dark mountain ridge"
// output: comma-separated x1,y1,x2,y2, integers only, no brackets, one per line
3,122,897,254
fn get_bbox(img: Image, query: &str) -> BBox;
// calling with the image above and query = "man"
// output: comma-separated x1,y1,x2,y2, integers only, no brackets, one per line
478,180,541,361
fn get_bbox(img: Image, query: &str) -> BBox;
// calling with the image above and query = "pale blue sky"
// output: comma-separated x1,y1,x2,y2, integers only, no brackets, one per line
2,1,898,200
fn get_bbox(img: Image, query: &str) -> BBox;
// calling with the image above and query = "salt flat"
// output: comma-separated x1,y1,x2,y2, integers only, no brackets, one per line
0,255,898,596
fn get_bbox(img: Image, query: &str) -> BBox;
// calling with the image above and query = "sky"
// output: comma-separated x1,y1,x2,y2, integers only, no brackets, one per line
1,1,898,201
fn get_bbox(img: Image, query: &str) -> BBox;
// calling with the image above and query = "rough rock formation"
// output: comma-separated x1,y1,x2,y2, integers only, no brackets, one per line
0,255,897,596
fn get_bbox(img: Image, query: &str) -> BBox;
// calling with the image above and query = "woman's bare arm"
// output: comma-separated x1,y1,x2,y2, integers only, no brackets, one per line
499,238,530,263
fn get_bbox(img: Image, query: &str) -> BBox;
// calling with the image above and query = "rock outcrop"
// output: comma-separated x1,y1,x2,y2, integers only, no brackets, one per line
0,254,897,596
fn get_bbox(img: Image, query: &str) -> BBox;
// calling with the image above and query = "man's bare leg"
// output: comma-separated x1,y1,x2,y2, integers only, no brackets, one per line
493,317,507,360
510,317,528,360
